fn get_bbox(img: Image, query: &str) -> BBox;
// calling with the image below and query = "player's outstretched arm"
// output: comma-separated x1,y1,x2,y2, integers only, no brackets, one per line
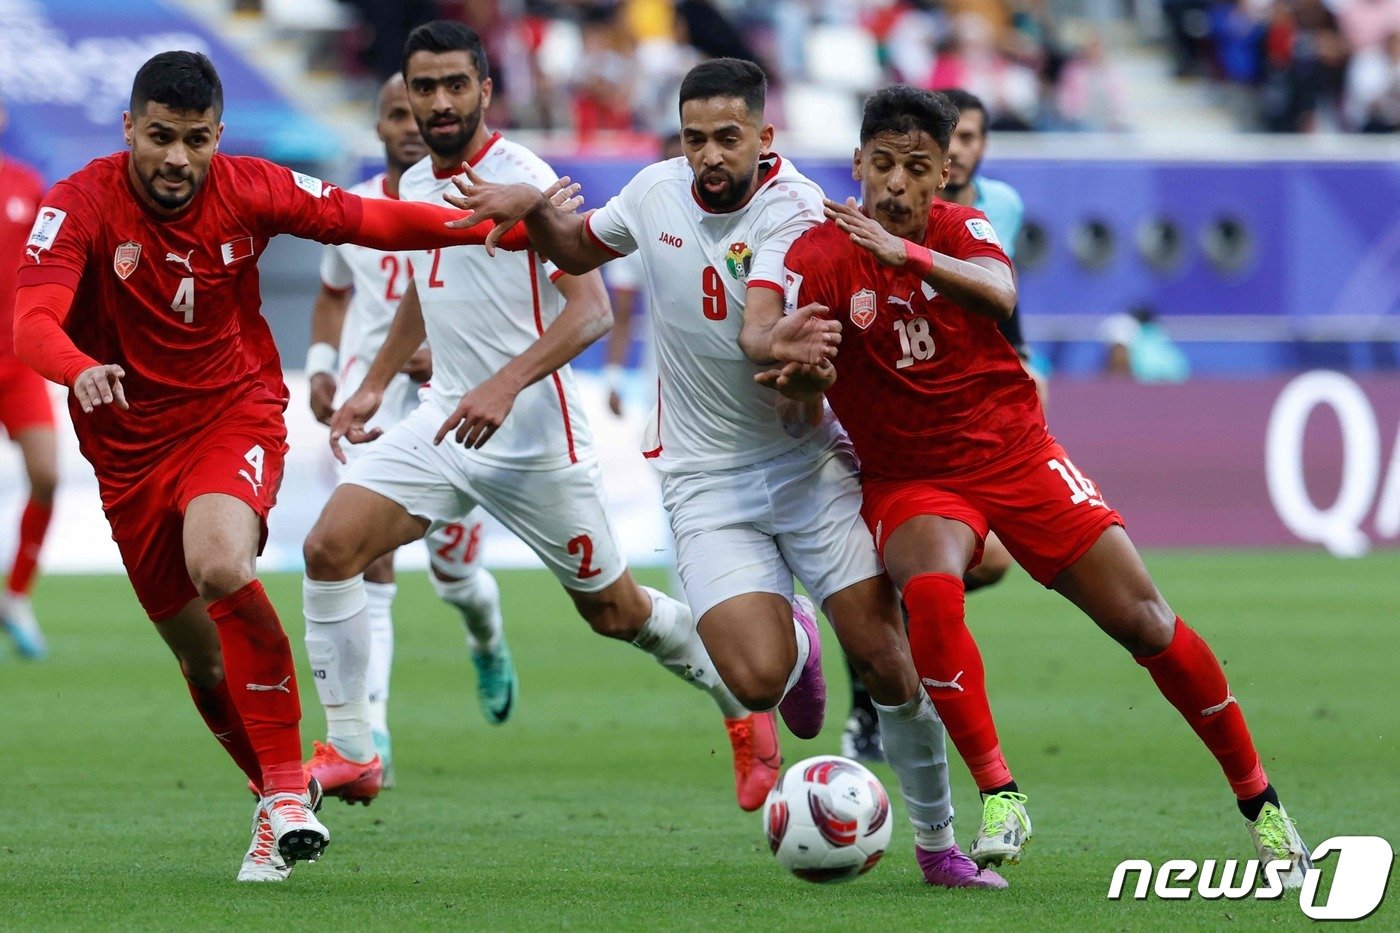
307,284,350,424
824,197,1016,321
739,284,841,365
328,281,428,462
443,166,612,274
13,282,128,414
435,270,613,449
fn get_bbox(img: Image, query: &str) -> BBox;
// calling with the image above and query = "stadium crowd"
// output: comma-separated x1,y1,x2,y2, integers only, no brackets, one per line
1162,0,1400,131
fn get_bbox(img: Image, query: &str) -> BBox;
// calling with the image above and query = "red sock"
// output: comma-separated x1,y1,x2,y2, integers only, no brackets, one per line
185,676,263,791
7,499,52,595
904,572,1012,791
207,581,305,795
1136,618,1268,799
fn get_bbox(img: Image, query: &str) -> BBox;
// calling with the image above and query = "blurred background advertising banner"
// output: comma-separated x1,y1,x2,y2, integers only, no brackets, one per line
3,371,1397,578
0,0,338,182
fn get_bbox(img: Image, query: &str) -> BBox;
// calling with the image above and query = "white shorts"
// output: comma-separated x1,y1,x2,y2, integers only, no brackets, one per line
660,430,883,620
343,403,625,593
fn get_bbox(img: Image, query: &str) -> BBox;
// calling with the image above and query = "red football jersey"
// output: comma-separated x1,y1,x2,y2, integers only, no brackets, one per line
783,201,1050,482
0,155,45,360
17,152,362,485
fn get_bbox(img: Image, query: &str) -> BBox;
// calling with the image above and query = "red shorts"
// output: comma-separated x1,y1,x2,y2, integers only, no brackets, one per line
862,441,1124,587
0,356,56,437
102,399,287,621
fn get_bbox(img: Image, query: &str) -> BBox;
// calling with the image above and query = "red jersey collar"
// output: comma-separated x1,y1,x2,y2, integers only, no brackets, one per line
690,153,784,215
431,131,503,179
379,174,399,200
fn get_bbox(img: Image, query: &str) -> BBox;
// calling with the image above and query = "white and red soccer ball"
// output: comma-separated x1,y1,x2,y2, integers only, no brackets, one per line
763,755,893,883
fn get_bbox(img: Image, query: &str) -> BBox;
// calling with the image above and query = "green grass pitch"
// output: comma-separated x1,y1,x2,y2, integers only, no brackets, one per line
5,551,1398,930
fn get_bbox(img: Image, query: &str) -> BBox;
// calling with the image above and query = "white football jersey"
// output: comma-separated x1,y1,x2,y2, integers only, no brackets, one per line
398,135,592,470
319,173,418,408
586,154,825,473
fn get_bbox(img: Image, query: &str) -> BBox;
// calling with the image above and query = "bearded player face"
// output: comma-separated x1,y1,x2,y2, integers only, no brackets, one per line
124,102,222,213
404,49,492,161
680,96,775,212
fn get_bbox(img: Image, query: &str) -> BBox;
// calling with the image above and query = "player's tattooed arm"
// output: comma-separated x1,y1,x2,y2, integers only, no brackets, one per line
739,285,841,366
328,281,428,462
442,167,596,266
824,197,1016,321
435,270,612,450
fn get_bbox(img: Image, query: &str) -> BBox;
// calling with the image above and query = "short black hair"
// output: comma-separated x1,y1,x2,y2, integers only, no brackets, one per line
678,58,766,118
859,85,958,150
130,51,223,119
402,20,490,82
938,88,989,134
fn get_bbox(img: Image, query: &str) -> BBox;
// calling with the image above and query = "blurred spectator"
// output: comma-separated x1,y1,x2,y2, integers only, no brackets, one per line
1345,28,1400,129
572,4,636,137
1054,25,1131,129
929,13,1042,128
1259,0,1349,132
1162,0,1217,77
338,0,438,80
1337,0,1400,53
1101,306,1191,383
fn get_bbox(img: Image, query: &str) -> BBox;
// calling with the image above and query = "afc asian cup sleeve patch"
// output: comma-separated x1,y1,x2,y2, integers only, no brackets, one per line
25,207,68,254
782,268,803,315
965,217,1000,245
291,170,326,199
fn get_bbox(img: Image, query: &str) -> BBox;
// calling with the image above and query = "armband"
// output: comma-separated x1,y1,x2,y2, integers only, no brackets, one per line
305,342,338,378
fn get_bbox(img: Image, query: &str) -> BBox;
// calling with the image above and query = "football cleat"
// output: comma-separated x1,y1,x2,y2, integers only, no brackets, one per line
777,596,826,740
471,640,517,725
1,593,47,660
306,740,383,805
726,711,781,811
840,708,885,764
246,769,322,808
265,791,330,864
237,800,291,882
970,791,1032,868
1247,803,1313,889
917,844,1009,889
372,729,395,790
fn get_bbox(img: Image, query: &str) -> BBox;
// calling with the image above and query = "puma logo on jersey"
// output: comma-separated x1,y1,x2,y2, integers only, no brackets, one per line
658,232,683,248
887,290,916,311
1201,691,1237,716
165,249,194,273
921,671,965,692
25,246,41,263
238,468,263,496
246,676,291,693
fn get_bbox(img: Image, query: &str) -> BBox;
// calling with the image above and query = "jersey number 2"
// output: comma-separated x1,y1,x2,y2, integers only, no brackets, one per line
567,534,601,579
171,277,195,324
702,266,727,321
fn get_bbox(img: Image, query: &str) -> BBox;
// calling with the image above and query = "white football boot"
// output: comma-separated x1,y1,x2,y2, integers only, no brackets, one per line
237,800,291,882
970,791,1033,868
1247,802,1313,889
265,790,330,864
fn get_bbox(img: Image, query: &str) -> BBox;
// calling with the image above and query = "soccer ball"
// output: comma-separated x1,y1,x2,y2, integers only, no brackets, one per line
762,755,893,883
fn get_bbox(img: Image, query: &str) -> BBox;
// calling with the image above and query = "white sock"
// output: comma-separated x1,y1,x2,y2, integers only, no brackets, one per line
432,567,503,653
303,575,375,763
874,691,955,846
632,585,748,719
364,581,396,736
782,606,812,695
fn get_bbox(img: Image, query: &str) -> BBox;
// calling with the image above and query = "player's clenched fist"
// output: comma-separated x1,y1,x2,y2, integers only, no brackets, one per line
328,386,384,463
71,364,129,414
308,372,337,425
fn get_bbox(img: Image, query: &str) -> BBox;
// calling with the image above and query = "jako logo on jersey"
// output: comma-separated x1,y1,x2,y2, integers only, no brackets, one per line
221,237,255,265
1107,836,1393,921
965,218,1000,244
113,241,141,280
850,288,877,330
658,232,683,248
25,207,67,259
725,241,753,280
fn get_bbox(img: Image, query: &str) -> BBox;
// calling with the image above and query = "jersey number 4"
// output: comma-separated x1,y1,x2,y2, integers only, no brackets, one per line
171,277,195,324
